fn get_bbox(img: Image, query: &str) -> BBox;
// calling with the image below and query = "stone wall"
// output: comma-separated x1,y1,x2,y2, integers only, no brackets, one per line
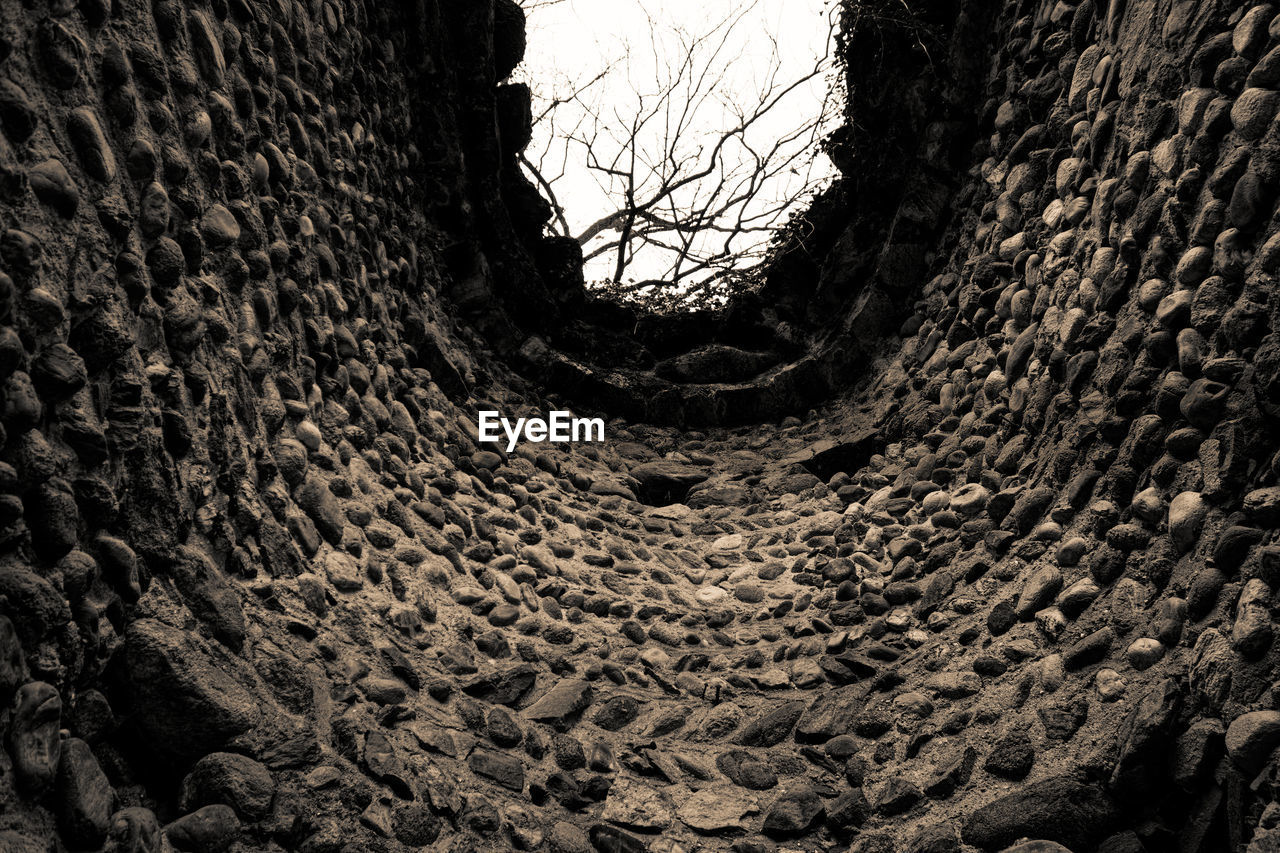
2,0,1280,851
0,0,552,846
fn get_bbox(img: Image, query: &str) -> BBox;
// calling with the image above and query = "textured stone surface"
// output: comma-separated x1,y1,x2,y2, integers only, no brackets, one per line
0,0,1276,850
124,620,259,757
677,784,760,832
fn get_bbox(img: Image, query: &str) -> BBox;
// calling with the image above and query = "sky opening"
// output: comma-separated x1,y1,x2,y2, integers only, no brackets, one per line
515,0,840,297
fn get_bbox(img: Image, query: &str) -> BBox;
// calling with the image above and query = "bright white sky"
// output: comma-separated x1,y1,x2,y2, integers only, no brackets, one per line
517,0,837,288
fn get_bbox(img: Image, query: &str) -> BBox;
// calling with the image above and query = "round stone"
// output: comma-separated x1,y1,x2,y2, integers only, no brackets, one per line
1126,638,1165,671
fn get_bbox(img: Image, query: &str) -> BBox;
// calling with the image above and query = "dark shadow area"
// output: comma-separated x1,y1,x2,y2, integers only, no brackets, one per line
796,431,885,482
628,460,710,506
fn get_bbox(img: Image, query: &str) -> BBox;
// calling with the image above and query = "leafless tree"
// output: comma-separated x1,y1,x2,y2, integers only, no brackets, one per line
517,0,568,11
518,1,840,305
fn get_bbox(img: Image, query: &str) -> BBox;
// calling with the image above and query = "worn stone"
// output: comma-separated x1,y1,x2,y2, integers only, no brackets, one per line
56,737,115,848
1226,711,1280,775
179,753,274,820
524,679,593,729
962,776,1117,851
124,620,259,757
677,784,759,832
762,784,824,836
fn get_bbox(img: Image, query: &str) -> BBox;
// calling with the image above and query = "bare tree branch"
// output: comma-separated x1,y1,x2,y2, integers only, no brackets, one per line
518,153,571,237
524,1,841,304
